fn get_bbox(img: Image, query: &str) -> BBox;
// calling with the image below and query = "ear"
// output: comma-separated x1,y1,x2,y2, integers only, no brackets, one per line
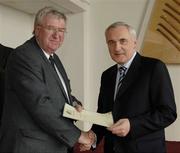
34,26,41,36
133,40,137,49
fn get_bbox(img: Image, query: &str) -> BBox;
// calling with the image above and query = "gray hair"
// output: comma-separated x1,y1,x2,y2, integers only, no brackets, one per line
33,6,67,34
105,21,137,39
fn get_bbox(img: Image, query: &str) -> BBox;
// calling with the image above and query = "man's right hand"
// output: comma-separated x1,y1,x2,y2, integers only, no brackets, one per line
78,130,95,151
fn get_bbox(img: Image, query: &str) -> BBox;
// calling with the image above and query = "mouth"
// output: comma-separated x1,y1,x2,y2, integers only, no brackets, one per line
50,40,61,45
114,52,125,56
50,39,60,42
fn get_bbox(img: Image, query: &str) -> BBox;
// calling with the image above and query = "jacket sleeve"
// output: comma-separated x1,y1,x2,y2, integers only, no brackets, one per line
129,61,177,139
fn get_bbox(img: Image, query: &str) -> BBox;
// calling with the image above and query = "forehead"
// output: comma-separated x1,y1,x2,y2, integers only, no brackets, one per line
42,14,66,25
106,26,131,41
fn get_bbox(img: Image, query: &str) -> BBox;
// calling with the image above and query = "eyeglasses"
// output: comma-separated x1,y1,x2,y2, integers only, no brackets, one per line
39,25,67,34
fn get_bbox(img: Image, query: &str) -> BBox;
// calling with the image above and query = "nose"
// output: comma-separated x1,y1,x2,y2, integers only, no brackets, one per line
52,30,60,38
114,41,122,51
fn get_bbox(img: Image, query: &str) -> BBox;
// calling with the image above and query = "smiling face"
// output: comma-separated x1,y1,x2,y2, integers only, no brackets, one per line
106,26,137,64
35,14,66,55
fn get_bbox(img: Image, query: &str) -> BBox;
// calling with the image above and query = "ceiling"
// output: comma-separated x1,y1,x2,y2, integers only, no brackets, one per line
0,0,90,15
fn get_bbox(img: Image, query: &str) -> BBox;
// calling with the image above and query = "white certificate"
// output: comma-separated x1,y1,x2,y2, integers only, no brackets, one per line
63,103,114,127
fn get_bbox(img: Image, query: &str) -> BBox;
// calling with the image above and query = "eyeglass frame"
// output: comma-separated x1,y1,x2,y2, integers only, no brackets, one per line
38,24,67,34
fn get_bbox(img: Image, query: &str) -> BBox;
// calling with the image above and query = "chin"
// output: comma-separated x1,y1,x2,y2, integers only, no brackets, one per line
113,57,125,64
50,46,59,51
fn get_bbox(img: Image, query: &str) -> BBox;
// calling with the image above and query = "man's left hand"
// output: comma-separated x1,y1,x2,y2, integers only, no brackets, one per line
107,118,130,137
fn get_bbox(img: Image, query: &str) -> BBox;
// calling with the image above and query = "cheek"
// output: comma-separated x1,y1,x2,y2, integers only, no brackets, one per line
109,47,115,54
46,35,54,43
59,34,65,42
129,42,136,50
39,32,48,41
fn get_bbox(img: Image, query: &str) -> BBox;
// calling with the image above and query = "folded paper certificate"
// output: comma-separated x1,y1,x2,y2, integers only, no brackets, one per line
63,103,113,127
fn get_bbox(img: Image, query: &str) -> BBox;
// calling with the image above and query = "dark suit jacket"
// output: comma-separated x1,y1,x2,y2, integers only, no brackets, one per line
92,53,177,153
0,44,13,125
0,37,81,153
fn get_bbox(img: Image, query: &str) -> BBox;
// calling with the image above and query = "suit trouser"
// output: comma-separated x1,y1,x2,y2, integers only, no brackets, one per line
67,147,74,153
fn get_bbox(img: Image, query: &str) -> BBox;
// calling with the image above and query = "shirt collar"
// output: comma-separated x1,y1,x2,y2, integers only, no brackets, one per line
36,39,54,59
41,48,54,60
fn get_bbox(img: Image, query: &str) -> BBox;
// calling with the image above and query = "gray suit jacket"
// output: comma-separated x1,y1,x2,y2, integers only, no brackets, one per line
0,37,80,153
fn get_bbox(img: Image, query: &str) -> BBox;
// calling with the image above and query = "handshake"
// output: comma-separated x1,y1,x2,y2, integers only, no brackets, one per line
73,103,96,151
78,130,96,151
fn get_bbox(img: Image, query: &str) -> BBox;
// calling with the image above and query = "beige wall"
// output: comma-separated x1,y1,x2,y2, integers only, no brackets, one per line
58,13,85,106
0,5,33,47
0,0,179,140
166,65,180,141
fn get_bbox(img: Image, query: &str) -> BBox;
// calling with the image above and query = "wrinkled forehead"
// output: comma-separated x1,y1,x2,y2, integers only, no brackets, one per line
40,13,66,24
106,26,132,41
106,25,136,40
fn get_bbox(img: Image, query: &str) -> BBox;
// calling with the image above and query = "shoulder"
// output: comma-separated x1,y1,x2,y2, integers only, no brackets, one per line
15,37,38,54
103,64,116,74
9,37,44,68
0,44,13,68
0,44,13,58
101,64,117,80
14,37,42,60
140,54,166,68
138,55,168,76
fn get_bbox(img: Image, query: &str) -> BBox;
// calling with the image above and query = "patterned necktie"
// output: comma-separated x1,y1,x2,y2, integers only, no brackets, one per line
117,66,127,91
114,66,127,100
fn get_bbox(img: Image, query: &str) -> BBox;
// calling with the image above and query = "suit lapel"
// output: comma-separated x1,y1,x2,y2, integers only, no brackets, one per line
53,55,71,92
115,53,141,100
105,65,117,104
46,55,71,103
32,38,71,103
53,55,72,102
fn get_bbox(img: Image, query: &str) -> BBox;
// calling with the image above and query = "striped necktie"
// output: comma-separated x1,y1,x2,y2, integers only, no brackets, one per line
114,66,127,100
117,66,127,89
